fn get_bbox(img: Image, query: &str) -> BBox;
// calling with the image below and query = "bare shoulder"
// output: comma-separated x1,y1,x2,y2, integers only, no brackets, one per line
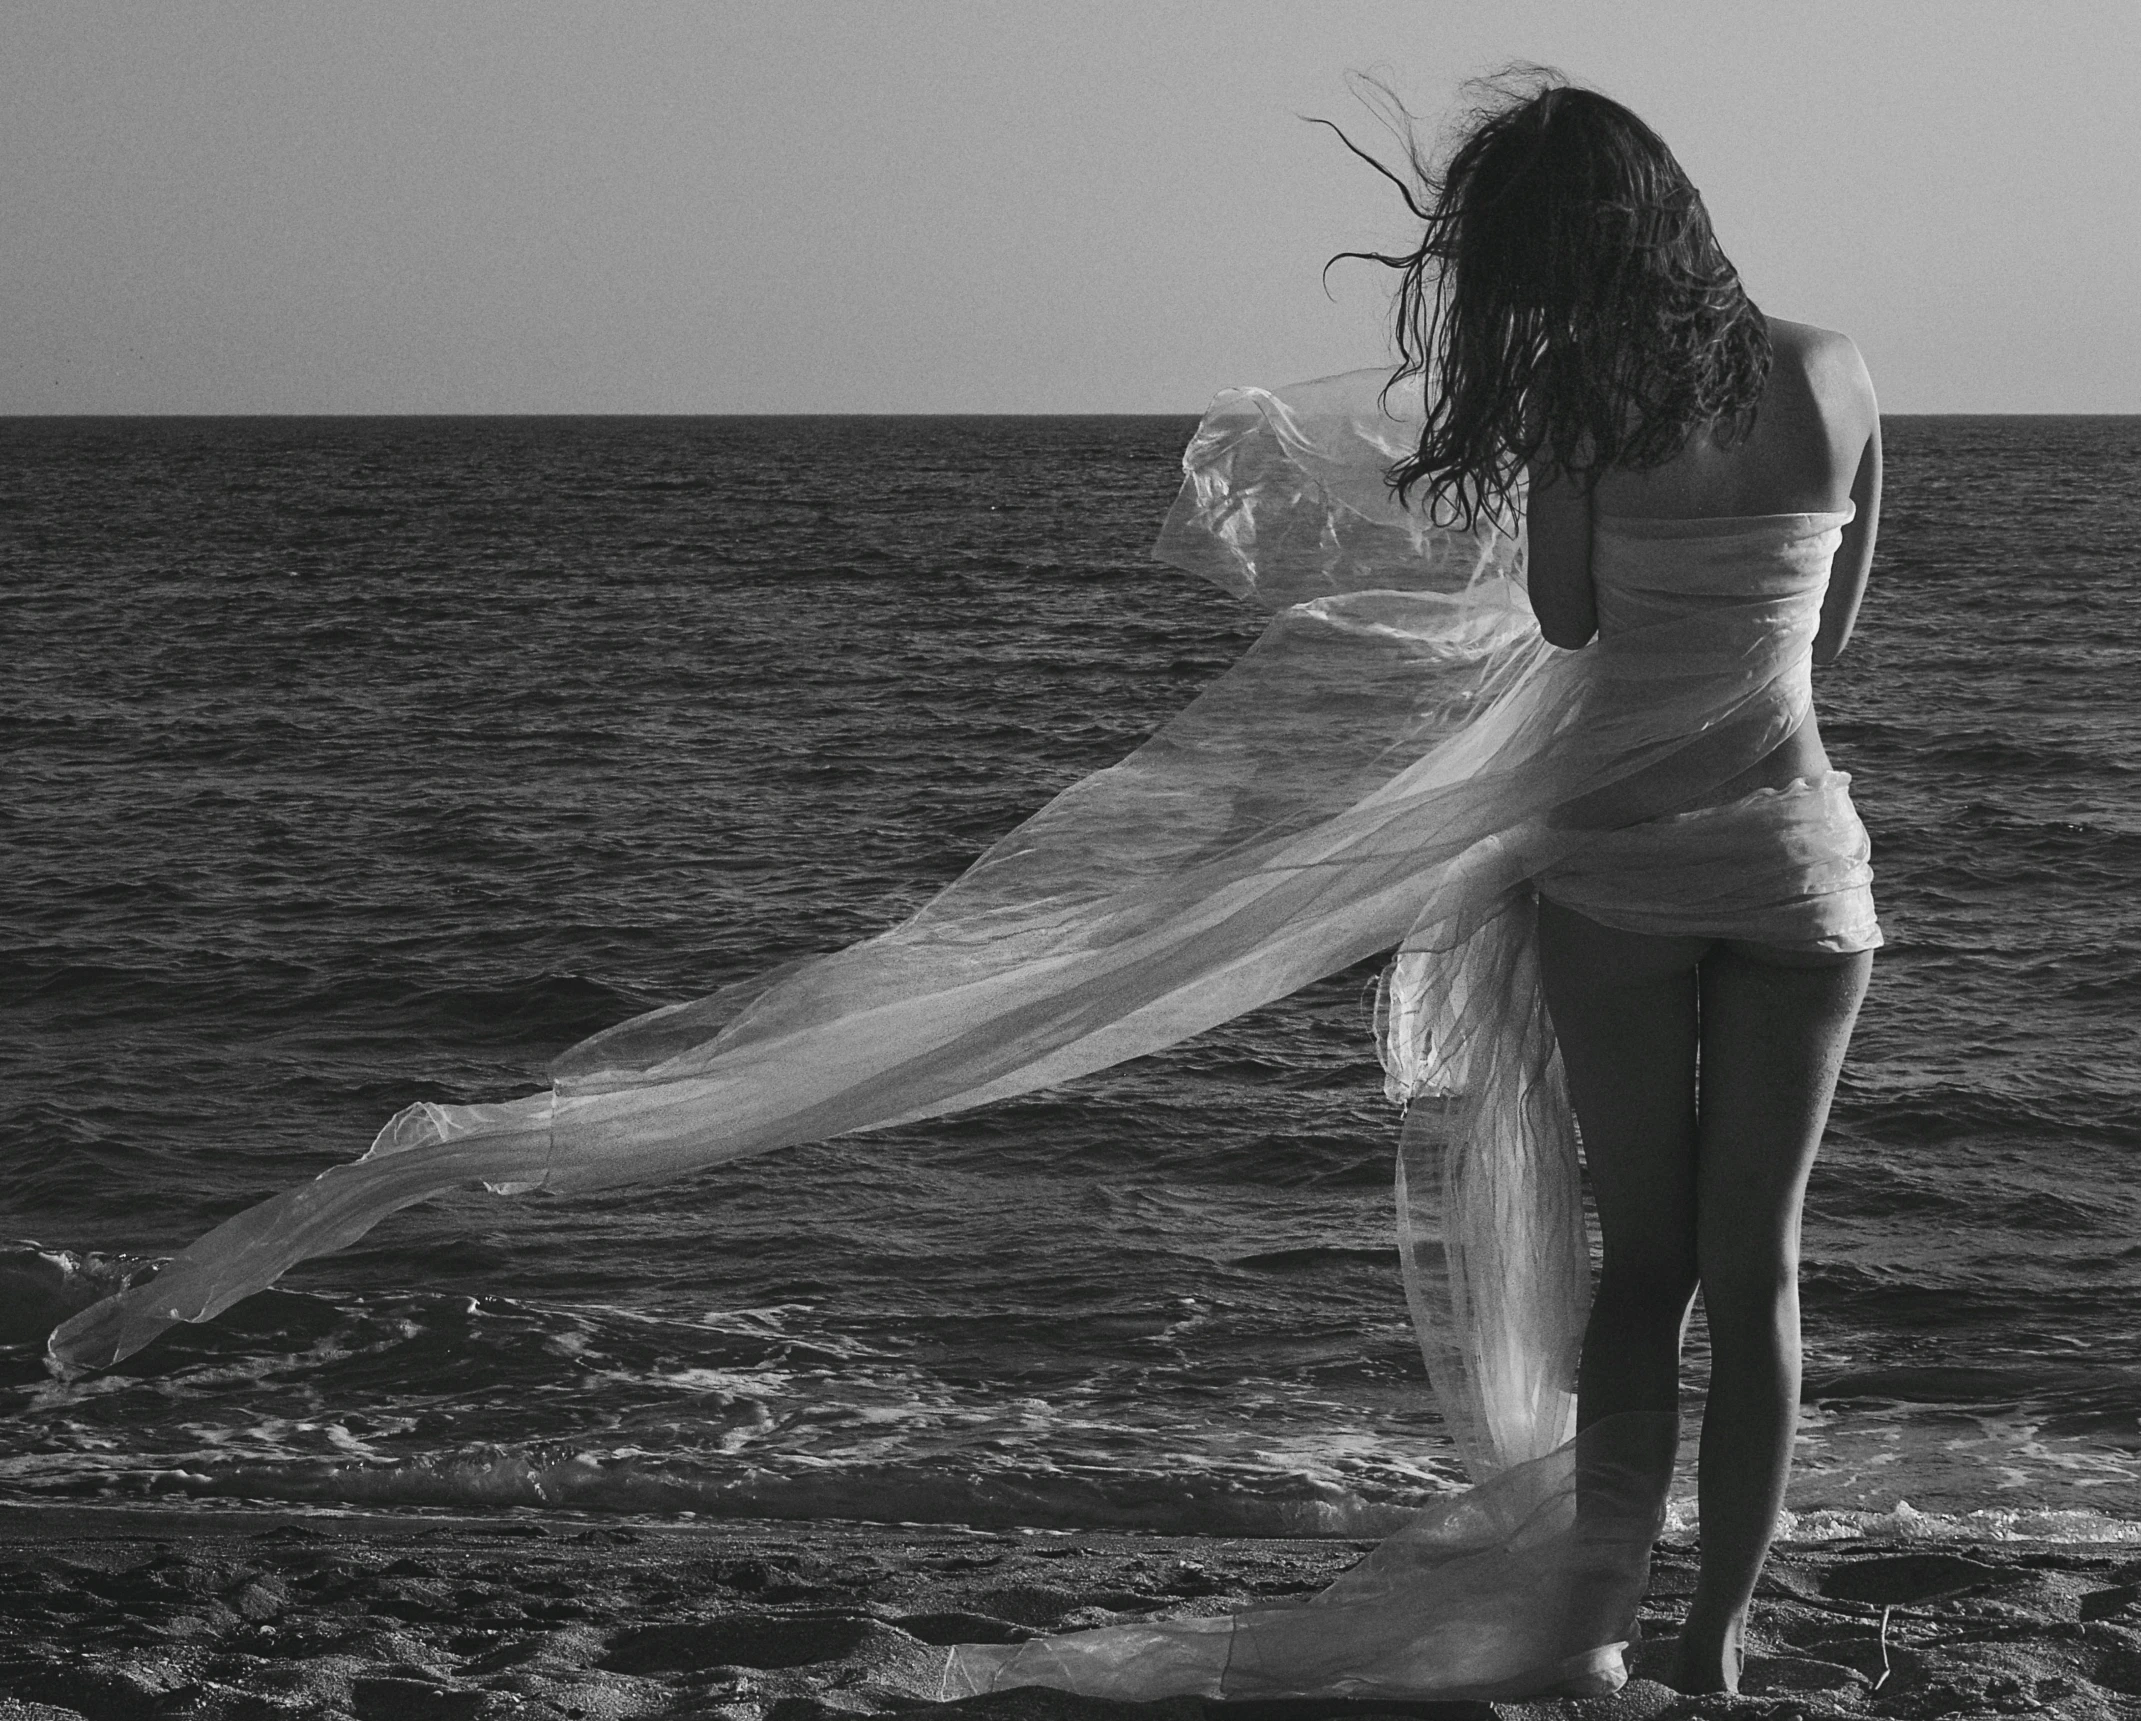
1755,318,1875,447
1767,318,1875,410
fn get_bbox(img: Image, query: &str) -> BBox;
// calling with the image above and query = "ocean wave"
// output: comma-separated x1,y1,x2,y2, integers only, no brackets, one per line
16,1435,2141,1548
1841,1088,2140,1150
6,1445,1437,1539
1767,1500,2141,1547
1230,1246,1400,1272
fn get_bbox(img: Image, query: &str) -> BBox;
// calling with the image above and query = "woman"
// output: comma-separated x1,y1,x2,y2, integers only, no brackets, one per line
1386,80,1882,1692
1481,87,1884,1686
53,73,1876,1704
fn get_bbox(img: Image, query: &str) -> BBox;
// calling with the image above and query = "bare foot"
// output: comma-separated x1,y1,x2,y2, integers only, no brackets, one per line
1669,1611,1743,1695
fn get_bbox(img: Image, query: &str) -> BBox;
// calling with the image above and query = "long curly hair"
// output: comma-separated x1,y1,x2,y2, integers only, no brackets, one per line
1327,71,1772,529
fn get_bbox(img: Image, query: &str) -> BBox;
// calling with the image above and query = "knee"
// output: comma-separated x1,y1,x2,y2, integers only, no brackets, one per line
1698,1249,1800,1340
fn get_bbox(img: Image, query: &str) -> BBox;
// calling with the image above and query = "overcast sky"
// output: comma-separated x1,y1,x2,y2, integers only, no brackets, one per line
5,1,2135,414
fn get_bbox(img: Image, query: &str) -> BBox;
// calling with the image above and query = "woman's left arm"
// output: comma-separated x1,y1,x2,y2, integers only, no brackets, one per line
1815,343,1881,667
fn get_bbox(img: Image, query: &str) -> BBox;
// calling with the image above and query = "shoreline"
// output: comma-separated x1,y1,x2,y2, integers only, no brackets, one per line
6,1501,2141,1718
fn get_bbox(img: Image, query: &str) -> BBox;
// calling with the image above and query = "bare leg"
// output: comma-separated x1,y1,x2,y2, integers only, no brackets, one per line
1537,901,1705,1676
1537,899,1706,1439
1674,941,1871,1689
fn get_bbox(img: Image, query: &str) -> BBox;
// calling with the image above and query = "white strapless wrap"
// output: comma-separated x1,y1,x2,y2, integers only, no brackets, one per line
50,368,1879,1701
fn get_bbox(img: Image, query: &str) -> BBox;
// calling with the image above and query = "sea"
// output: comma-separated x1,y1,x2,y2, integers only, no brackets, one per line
3,412,2138,1543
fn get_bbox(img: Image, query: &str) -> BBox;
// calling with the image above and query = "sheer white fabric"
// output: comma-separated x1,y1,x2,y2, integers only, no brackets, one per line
1537,769,1881,951
52,367,1877,1700
1380,890,1590,1480
942,1409,1679,1703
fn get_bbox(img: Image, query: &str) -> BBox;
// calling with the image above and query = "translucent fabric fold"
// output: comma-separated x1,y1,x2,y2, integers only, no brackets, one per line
941,1410,1678,1704
53,366,1869,1699
1379,889,1588,1481
1536,769,1881,951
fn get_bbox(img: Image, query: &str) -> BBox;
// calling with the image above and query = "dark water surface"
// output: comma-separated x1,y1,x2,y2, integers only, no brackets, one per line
4,414,2138,1537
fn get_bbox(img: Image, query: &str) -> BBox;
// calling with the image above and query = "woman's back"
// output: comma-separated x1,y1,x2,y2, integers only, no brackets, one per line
1529,316,1883,808
1590,319,1877,523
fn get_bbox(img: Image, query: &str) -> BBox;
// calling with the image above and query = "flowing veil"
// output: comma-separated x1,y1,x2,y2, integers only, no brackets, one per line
52,367,1845,1699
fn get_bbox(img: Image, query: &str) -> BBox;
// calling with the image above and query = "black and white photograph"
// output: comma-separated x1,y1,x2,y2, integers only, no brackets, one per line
4,4,2138,1716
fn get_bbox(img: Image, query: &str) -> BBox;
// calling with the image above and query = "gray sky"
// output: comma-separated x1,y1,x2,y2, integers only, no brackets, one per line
5,1,2135,414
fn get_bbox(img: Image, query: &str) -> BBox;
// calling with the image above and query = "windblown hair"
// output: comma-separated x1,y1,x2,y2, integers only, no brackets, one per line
1327,71,1772,529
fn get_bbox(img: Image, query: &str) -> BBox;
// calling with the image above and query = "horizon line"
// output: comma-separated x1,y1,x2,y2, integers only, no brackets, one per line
8,408,2140,421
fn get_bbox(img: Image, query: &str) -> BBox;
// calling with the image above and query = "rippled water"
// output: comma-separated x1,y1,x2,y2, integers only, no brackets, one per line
3,412,2138,1534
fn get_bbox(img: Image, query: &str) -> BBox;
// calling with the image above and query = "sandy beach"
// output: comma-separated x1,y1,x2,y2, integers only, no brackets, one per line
3,1504,2139,1721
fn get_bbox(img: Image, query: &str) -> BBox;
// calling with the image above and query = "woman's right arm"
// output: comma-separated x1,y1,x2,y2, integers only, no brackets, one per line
1525,458,1598,650
1815,344,1881,667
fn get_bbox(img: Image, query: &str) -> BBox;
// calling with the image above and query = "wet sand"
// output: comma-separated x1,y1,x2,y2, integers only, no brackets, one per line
3,1504,2140,1721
